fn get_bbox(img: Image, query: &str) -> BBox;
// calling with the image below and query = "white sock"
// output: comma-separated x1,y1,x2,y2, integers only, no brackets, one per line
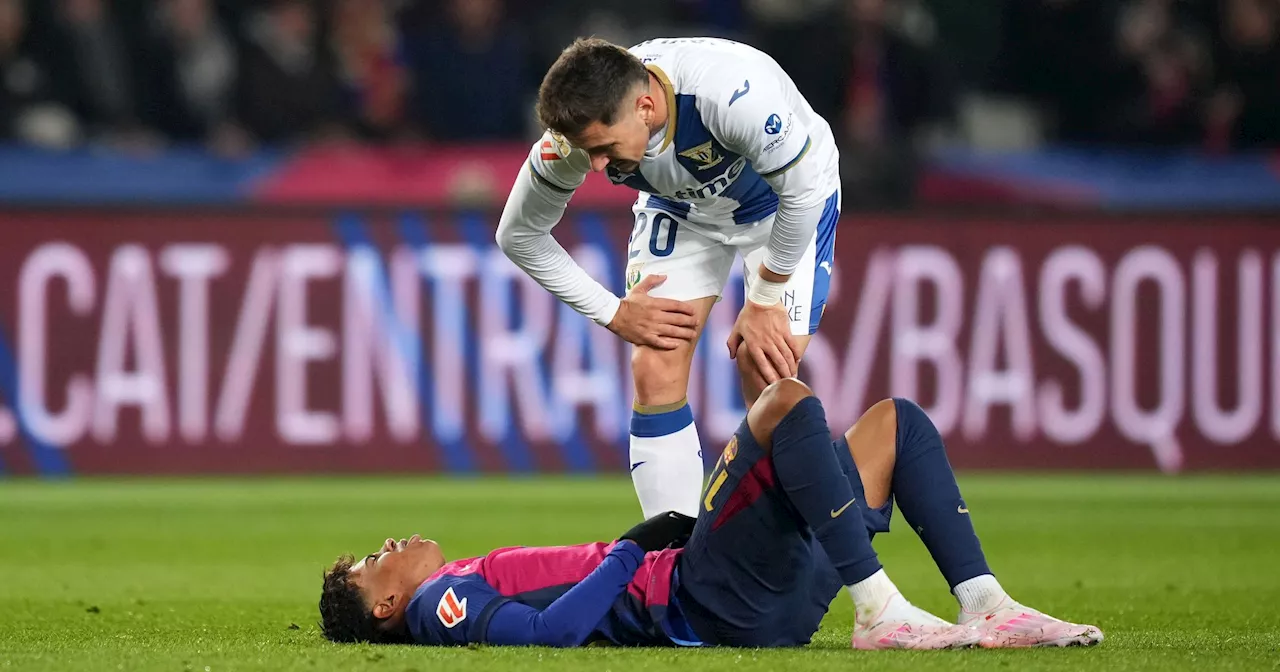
953,574,1008,615
849,569,952,627
629,401,703,518
848,569,899,624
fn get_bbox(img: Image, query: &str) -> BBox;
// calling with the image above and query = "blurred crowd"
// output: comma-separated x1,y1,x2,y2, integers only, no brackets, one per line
0,0,1276,163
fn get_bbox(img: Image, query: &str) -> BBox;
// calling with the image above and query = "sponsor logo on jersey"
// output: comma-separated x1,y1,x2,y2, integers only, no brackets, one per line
764,114,783,135
728,80,751,107
678,141,725,170
671,156,747,200
436,587,468,629
763,114,794,152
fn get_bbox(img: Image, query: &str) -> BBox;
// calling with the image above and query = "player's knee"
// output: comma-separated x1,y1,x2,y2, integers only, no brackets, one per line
747,378,814,448
869,398,898,441
846,398,899,461
631,345,692,405
734,342,770,400
890,397,944,456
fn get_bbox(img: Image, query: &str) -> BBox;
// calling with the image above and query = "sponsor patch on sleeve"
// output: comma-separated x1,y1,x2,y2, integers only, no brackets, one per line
436,587,468,629
540,132,572,161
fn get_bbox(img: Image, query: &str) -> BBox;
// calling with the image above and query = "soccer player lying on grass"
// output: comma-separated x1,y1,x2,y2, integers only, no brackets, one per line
320,380,1103,650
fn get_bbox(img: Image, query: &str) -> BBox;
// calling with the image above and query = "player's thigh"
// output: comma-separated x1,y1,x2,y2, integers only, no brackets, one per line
677,422,821,646
625,206,735,404
624,205,735,302
840,399,898,509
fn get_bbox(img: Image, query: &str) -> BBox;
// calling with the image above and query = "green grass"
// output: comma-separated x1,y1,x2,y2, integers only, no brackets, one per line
1,474,1279,671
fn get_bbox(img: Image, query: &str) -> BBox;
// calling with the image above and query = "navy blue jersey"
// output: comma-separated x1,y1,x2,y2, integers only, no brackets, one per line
404,541,700,647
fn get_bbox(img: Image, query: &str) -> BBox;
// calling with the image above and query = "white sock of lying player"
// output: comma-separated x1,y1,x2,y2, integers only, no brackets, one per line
628,400,704,519
847,569,982,649
848,569,952,627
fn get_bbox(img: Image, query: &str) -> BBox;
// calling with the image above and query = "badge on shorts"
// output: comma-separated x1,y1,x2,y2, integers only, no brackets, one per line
626,263,644,291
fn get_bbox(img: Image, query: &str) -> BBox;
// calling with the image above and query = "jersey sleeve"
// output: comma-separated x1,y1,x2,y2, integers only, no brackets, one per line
406,574,511,646
706,74,831,277
495,131,622,326
526,130,591,194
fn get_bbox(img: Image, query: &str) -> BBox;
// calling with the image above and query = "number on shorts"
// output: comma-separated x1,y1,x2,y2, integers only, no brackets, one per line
648,213,678,257
628,213,648,259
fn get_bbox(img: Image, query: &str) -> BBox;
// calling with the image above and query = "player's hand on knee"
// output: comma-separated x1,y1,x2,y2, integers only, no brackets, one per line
727,301,799,381
607,274,699,350
735,341,772,393
618,511,698,552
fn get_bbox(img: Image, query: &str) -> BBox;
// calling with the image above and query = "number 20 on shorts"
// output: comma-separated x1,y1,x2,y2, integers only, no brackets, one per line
629,212,680,259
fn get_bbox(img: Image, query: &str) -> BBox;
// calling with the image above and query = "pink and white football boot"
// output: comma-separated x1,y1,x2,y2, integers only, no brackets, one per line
960,596,1104,648
851,593,984,650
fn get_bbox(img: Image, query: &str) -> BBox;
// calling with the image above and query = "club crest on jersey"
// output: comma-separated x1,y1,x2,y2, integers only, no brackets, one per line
436,587,467,629
764,114,783,135
678,141,724,170
723,436,739,464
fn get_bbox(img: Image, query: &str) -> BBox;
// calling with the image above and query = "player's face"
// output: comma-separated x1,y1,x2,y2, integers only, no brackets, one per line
349,534,446,621
569,95,652,174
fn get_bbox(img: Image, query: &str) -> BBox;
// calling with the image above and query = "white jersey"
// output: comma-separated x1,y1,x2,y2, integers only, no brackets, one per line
497,37,841,326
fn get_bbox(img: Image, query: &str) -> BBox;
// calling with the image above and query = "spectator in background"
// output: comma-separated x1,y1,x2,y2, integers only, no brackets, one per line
781,0,954,207
43,0,150,145
1206,0,1280,150
331,0,411,141
135,0,246,153
0,0,78,146
237,0,338,145
1103,0,1210,145
409,0,530,141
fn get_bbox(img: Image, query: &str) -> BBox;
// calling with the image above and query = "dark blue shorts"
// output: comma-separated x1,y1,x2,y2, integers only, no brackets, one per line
674,418,894,647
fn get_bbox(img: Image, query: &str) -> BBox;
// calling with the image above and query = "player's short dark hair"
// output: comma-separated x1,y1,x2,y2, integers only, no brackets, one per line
319,555,411,644
536,37,650,136
320,555,377,643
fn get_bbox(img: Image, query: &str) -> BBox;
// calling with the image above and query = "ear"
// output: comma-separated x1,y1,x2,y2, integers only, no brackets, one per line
372,593,396,621
636,92,657,123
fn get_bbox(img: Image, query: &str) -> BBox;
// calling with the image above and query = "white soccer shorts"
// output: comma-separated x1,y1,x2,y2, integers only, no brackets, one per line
622,192,840,336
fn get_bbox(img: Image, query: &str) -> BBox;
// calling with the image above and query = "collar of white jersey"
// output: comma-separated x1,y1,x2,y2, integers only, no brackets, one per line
646,64,677,154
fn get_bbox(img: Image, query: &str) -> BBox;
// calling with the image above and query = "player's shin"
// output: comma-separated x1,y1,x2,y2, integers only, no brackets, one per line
888,399,995,596
770,397,882,588
769,396,912,626
629,400,704,519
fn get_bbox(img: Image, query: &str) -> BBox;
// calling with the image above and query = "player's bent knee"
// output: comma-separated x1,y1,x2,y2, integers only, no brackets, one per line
734,343,770,401
746,379,814,448
871,398,898,439
892,397,939,435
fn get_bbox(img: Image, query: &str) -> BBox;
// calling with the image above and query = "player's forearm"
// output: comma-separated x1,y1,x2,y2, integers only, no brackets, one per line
483,541,646,647
761,195,825,278
495,223,621,326
495,171,621,326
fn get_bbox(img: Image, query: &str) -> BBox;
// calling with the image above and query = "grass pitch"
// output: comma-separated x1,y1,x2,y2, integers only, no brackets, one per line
1,474,1278,671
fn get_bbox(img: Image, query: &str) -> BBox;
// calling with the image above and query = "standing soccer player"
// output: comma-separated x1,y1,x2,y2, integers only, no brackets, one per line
497,37,841,519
